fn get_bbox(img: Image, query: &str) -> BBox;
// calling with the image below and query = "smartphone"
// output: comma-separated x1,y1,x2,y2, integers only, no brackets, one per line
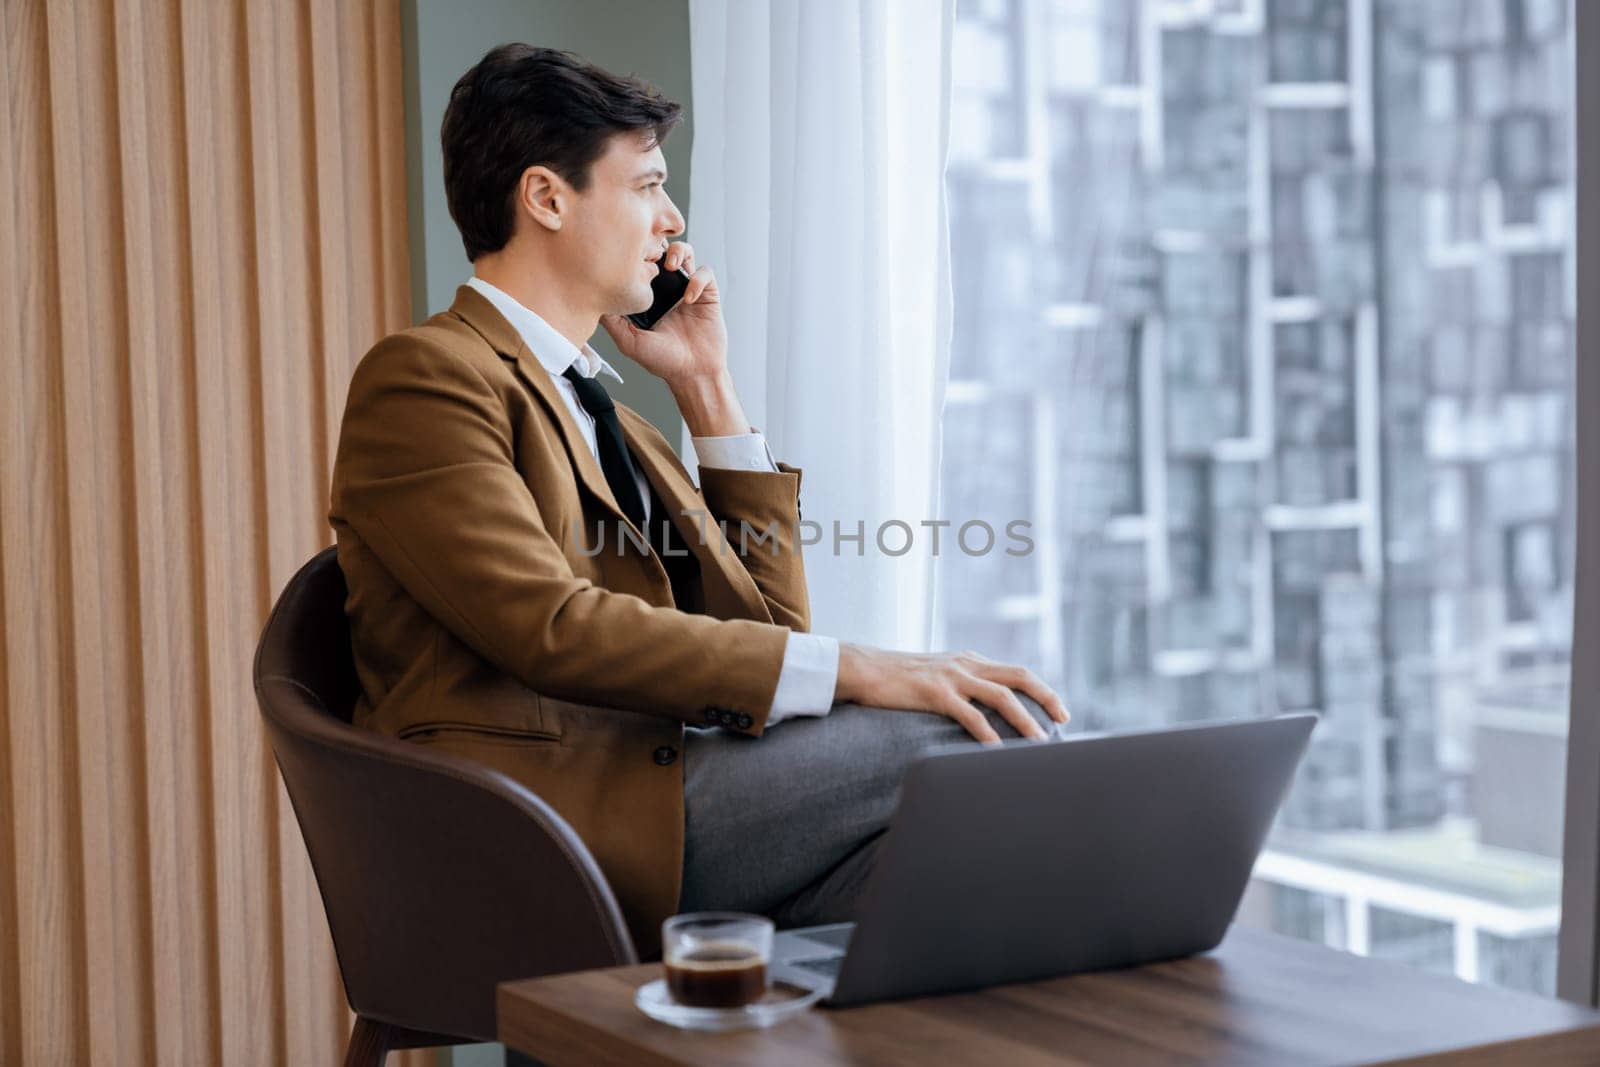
627,265,692,330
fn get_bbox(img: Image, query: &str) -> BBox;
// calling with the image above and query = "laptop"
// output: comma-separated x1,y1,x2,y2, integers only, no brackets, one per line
770,712,1317,1006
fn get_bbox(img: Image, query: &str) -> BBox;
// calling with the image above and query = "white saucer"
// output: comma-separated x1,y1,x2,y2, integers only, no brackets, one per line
634,977,823,1032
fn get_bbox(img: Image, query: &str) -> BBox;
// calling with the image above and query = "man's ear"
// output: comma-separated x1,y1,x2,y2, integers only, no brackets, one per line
518,165,565,233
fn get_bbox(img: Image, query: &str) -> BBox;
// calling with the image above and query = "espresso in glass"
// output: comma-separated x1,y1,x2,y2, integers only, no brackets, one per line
661,912,774,1009
664,939,768,1008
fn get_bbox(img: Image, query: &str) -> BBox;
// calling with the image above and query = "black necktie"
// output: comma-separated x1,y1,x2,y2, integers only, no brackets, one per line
562,365,647,530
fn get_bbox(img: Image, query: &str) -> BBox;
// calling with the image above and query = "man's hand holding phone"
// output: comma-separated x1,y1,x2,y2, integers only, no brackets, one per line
600,241,726,386
600,240,751,437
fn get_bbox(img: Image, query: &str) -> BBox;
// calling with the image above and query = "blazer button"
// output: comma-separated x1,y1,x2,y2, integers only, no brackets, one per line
653,745,678,766
704,708,719,722
736,713,753,729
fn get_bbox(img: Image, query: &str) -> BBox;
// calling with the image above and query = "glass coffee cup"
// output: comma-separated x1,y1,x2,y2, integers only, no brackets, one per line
662,912,774,1009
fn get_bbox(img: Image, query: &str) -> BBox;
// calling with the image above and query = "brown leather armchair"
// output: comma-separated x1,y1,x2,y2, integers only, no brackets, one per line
254,548,639,1066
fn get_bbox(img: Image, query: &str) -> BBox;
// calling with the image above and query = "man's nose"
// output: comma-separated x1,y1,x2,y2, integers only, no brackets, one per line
660,198,686,237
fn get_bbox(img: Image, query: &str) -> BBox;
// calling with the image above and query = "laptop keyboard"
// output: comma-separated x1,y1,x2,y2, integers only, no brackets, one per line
791,955,844,978
800,925,855,950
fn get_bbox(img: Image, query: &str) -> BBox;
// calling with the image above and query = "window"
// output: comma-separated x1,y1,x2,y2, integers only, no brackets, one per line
942,0,1574,995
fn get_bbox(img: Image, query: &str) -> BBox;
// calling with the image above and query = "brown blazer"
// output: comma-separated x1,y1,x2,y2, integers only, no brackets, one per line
329,284,812,958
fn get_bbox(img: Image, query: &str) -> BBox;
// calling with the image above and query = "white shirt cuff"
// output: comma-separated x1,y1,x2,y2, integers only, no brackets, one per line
765,632,840,725
691,432,779,472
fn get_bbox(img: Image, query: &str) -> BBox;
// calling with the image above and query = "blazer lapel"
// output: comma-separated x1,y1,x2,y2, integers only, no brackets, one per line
448,285,636,533
448,285,772,623
616,407,772,623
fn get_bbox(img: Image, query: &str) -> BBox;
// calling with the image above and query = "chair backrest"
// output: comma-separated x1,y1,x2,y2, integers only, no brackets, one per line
253,548,638,1041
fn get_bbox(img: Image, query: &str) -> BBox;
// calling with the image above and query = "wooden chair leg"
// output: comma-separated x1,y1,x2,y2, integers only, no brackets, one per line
344,1016,392,1067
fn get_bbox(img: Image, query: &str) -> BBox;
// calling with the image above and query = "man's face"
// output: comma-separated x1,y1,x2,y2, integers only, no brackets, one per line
557,131,686,316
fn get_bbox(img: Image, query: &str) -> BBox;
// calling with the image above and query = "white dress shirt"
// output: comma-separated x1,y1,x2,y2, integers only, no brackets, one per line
465,277,838,724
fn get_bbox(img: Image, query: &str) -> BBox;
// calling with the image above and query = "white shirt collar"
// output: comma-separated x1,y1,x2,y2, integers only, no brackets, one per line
465,276,624,384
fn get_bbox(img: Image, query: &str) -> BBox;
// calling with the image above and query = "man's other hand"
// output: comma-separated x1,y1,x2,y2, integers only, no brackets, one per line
834,645,1071,745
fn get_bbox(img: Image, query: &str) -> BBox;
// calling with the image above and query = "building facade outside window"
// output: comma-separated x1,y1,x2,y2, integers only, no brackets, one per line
940,0,1573,995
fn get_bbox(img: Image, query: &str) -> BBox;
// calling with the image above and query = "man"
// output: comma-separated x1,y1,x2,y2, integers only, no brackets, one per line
330,44,1069,959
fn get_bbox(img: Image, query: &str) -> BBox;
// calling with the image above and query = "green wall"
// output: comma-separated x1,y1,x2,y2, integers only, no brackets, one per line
401,0,692,450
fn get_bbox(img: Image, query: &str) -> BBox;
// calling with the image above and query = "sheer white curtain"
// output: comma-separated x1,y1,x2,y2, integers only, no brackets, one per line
687,0,957,649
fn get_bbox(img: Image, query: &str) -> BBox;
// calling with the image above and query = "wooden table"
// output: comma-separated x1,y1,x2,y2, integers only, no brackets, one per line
499,927,1600,1066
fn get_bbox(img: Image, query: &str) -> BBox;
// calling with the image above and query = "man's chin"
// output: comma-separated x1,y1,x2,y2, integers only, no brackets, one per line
599,288,653,322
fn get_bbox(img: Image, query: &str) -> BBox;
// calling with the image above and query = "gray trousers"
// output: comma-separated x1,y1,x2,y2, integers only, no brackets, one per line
679,695,1055,930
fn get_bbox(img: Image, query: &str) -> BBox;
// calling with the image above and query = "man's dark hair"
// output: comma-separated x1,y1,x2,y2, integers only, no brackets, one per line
441,44,683,262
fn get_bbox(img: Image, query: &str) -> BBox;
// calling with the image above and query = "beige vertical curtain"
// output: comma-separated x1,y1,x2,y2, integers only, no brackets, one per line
0,0,418,1062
